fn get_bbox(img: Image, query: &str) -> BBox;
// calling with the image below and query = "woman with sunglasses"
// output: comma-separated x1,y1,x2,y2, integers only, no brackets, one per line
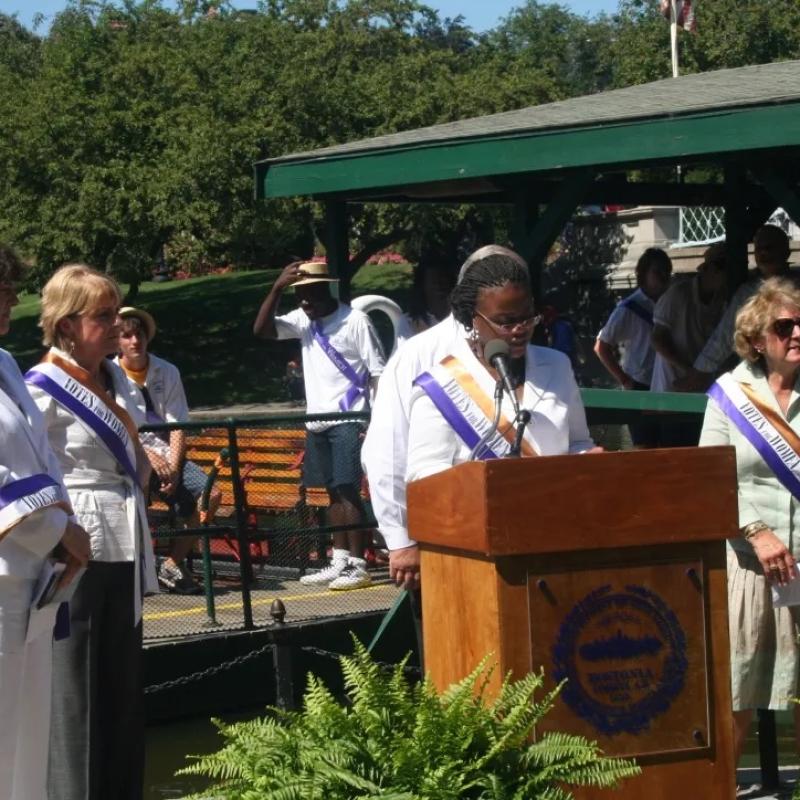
700,277,800,768
406,250,595,482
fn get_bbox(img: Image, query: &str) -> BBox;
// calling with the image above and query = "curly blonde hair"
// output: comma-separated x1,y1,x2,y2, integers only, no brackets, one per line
39,264,122,349
734,277,800,362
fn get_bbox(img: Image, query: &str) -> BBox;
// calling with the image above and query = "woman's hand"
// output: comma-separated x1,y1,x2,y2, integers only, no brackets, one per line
750,529,797,586
57,520,90,590
146,449,176,496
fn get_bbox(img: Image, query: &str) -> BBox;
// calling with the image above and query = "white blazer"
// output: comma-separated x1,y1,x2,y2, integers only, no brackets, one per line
0,349,69,579
407,337,594,483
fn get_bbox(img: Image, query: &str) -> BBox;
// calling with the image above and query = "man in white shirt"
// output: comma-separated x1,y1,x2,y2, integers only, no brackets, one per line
593,247,672,446
253,261,385,590
675,225,794,391
116,307,218,595
361,245,527,590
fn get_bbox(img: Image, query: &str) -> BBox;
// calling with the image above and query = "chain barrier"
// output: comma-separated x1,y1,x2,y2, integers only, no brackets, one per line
300,645,421,676
143,642,274,694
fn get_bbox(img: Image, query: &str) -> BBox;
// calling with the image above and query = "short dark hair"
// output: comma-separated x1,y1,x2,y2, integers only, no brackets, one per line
635,248,672,286
450,254,531,330
0,244,24,285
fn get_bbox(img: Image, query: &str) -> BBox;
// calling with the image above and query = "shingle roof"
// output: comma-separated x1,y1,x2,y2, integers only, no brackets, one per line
265,59,800,165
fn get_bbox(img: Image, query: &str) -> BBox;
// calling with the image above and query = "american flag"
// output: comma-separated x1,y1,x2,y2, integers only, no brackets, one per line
660,0,697,32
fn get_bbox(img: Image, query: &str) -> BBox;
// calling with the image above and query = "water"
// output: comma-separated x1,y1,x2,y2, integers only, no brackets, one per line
145,711,260,799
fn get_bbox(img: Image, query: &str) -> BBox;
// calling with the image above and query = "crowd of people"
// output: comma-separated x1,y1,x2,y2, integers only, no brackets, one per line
1,224,799,796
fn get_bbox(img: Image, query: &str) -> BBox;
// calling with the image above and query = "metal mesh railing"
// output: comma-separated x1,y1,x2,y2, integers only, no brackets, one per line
141,412,399,641
678,206,725,245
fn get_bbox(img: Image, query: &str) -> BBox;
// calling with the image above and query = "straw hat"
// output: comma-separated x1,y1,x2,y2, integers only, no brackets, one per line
291,261,339,287
119,306,156,340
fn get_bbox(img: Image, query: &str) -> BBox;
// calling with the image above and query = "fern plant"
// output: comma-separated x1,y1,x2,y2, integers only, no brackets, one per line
179,638,640,799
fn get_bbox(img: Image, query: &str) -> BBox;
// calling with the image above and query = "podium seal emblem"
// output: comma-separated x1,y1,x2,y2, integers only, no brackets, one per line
552,584,687,735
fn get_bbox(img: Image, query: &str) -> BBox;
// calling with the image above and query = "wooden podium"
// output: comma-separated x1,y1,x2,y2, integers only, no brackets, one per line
407,447,738,799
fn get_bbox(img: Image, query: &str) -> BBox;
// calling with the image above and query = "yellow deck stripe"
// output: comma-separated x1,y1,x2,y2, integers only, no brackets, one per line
143,582,393,621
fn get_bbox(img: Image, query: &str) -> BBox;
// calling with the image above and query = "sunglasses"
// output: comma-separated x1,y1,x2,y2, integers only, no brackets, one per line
771,317,800,338
474,310,540,335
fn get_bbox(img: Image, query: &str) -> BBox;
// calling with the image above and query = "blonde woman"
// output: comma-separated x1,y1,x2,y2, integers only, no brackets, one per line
700,277,800,766
25,264,156,800
0,247,89,800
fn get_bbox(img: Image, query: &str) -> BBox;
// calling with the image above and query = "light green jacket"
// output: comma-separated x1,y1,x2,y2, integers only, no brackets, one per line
699,360,800,557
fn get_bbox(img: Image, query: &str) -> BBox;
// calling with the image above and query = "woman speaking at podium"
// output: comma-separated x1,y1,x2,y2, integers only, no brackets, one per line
700,277,800,765
406,251,595,482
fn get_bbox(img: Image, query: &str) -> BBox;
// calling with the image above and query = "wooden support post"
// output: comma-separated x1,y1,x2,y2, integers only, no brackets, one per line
512,170,594,301
724,165,750,295
325,201,351,302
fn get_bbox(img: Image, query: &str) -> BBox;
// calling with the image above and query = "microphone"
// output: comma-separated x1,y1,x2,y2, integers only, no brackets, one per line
484,339,520,417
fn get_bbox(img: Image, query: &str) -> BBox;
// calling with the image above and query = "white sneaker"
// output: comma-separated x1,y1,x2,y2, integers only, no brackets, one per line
329,563,371,591
300,561,347,585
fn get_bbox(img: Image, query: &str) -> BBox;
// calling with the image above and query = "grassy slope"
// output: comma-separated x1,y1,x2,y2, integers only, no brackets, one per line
6,264,413,407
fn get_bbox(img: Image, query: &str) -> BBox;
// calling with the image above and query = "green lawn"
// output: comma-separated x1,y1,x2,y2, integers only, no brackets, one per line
5,264,413,408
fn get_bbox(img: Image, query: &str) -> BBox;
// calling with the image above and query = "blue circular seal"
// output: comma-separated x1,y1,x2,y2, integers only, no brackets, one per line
552,584,687,736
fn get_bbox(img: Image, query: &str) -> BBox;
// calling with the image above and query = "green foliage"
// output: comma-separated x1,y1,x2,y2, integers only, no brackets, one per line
178,639,640,799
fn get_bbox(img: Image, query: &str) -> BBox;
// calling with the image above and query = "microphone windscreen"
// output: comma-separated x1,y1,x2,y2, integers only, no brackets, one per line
484,338,510,364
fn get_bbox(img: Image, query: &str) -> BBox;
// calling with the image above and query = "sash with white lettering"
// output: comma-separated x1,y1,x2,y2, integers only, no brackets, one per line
25,363,139,484
311,322,369,411
708,374,800,501
621,298,653,326
413,354,538,460
0,474,70,538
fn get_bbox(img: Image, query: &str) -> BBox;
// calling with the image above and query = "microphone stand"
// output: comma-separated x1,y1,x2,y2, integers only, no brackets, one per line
469,378,504,461
508,409,531,458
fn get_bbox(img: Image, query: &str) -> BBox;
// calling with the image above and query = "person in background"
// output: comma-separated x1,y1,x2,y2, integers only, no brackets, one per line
406,251,595,483
0,246,89,800
535,302,580,369
361,245,525,590
593,247,673,446
26,264,156,800
699,277,800,768
678,225,794,391
395,248,458,346
115,306,221,595
253,260,385,590
650,243,728,445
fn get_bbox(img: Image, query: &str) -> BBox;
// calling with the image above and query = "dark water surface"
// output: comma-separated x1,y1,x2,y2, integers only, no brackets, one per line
145,711,260,800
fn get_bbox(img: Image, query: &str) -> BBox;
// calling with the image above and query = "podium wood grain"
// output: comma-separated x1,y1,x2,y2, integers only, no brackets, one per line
409,447,738,799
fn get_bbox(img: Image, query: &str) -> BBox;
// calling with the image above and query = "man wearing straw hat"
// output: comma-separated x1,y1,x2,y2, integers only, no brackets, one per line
254,260,385,590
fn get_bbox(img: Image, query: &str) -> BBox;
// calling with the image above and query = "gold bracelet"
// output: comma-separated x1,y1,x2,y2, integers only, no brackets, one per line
741,521,770,540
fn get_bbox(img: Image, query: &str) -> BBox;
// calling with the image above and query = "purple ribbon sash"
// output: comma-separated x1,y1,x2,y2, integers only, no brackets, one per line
311,322,369,411
25,368,139,484
708,379,800,502
0,474,60,511
621,298,654,326
413,371,499,460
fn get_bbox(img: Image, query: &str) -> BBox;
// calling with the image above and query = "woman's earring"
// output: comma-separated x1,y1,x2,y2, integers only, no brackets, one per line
468,327,480,343
68,339,76,356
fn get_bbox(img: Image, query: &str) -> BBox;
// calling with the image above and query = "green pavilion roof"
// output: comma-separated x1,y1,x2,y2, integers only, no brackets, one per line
255,59,800,202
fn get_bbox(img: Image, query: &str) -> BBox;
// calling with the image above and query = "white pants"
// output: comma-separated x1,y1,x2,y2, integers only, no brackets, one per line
0,575,52,800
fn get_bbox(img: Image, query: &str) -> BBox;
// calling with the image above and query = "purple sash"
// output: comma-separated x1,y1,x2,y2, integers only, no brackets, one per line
0,474,59,510
413,372,499,460
25,369,139,484
311,322,369,411
708,379,800,502
621,298,653,326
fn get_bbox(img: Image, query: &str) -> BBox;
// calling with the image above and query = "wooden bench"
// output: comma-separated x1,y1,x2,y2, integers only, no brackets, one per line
148,425,334,564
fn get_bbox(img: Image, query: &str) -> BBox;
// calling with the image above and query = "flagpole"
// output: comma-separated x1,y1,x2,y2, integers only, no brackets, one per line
670,0,679,78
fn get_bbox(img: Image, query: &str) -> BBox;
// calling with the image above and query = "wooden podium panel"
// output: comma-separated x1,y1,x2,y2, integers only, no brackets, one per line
410,448,738,799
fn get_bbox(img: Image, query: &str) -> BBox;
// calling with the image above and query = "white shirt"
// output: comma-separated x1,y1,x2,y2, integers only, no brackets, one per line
275,303,385,430
115,353,189,422
406,339,594,483
361,316,464,551
597,288,656,386
650,276,726,392
693,278,760,373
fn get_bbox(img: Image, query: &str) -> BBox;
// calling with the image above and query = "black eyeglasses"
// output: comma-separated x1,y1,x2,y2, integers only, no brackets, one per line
771,317,800,338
